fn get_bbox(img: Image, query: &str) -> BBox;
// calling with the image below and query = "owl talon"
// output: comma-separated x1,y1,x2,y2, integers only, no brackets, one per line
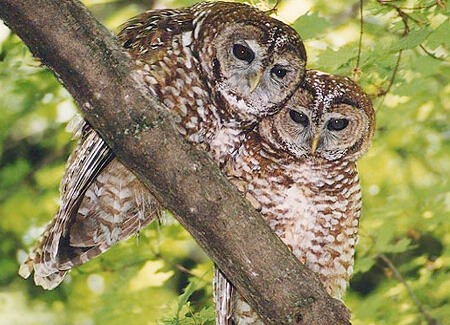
245,192,262,211
228,178,248,194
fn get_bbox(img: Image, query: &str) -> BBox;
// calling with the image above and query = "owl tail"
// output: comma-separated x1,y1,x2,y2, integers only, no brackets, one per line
18,215,116,290
18,179,162,290
18,243,107,290
18,211,72,290
19,258,66,290
19,205,161,290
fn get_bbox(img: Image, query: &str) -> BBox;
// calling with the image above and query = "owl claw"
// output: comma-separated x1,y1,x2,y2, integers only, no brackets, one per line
245,192,262,211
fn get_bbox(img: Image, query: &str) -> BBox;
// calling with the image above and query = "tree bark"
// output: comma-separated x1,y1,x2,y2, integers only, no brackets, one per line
0,0,351,324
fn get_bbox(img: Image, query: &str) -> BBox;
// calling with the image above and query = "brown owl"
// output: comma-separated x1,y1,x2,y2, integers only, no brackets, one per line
214,70,376,324
19,1,306,289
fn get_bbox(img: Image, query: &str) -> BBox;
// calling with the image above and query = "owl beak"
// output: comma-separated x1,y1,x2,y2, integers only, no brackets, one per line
249,72,263,93
311,135,320,155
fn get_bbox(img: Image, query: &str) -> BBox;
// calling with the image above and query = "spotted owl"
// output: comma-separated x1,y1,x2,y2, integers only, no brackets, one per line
19,1,306,289
214,70,376,325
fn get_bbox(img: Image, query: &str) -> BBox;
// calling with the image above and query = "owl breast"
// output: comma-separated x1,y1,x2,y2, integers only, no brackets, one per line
226,135,362,298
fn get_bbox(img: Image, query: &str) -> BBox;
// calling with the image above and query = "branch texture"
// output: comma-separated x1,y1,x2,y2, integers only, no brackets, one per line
0,0,350,323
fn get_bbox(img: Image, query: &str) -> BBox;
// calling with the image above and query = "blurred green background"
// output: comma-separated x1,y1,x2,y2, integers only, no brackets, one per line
0,0,448,324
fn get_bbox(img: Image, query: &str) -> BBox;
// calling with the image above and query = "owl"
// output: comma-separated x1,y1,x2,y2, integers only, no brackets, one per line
19,1,307,289
214,69,376,325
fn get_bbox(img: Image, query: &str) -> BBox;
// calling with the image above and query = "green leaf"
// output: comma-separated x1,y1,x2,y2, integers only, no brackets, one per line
427,20,450,49
293,12,331,40
177,281,198,315
194,306,216,324
392,27,433,51
383,238,413,254
354,256,376,274
315,46,356,70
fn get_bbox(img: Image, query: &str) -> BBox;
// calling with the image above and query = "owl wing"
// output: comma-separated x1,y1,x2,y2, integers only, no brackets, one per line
117,8,193,62
56,155,161,272
19,118,161,289
19,118,113,288
214,267,234,325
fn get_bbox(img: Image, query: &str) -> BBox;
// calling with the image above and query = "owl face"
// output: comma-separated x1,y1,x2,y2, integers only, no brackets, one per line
193,2,307,122
260,70,375,161
213,24,306,119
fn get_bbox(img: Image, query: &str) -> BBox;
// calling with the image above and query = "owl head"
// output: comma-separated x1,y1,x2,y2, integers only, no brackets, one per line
191,2,307,123
259,70,376,162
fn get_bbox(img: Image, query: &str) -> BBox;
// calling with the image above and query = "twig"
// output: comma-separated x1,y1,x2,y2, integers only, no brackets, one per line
419,44,448,61
378,253,438,325
354,0,364,80
374,45,403,114
375,0,408,103
263,0,282,15
378,0,426,25
383,49,403,96
398,3,439,11
359,229,439,325
175,263,211,281
378,0,448,63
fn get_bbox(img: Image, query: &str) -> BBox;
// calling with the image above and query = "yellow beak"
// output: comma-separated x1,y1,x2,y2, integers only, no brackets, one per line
249,71,263,93
311,135,320,155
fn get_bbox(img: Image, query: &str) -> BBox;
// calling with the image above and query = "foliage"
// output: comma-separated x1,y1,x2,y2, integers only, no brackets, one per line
0,0,448,324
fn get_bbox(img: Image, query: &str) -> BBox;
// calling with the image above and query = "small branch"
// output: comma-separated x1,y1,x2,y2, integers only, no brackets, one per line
378,253,438,325
356,0,364,69
419,44,448,62
353,0,364,81
377,0,448,65
378,0,426,25
382,1,449,63
398,2,440,11
174,264,209,280
269,0,282,14
332,0,366,27
374,49,402,114
375,0,409,102
359,229,438,325
382,49,403,97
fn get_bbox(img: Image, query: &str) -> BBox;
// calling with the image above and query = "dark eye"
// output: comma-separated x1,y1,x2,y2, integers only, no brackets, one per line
289,110,309,127
232,44,255,64
327,118,349,131
271,65,288,79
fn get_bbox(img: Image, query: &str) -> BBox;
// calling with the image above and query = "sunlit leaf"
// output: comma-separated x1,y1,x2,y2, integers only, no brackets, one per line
293,12,331,40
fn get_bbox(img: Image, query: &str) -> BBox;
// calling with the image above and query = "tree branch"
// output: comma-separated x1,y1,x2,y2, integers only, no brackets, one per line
0,0,350,323
378,254,438,325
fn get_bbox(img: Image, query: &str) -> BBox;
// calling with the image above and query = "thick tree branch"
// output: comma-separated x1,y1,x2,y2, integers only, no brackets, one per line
0,0,350,323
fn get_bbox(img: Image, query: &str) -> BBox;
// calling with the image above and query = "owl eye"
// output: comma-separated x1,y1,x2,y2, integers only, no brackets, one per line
271,65,288,79
327,118,349,131
232,44,255,64
289,110,309,126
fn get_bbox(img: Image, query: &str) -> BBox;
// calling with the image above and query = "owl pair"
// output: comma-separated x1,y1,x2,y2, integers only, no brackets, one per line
19,2,375,324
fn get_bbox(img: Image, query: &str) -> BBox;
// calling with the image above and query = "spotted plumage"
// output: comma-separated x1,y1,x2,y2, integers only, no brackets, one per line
214,70,376,325
19,1,306,290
